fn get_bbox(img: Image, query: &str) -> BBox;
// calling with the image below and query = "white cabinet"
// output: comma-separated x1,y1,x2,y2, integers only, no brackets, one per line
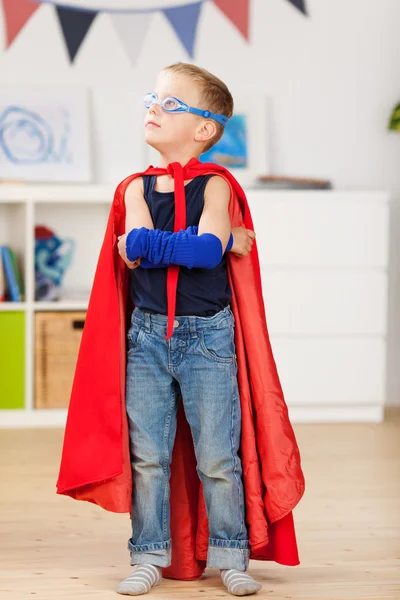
0,186,390,426
248,190,390,423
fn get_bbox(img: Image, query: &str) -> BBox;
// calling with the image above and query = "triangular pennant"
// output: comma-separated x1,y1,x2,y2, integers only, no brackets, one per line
389,104,400,132
55,6,98,62
213,0,250,40
110,12,152,66
163,2,203,58
285,0,308,15
1,0,40,48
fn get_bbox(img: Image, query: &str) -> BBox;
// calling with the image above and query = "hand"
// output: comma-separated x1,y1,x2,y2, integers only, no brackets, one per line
117,234,141,269
230,227,255,257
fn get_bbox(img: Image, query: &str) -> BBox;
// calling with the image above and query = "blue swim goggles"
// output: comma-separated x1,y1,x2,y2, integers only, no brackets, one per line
144,92,229,127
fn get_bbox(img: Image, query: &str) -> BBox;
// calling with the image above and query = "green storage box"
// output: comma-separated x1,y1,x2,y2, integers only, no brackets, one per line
0,311,25,409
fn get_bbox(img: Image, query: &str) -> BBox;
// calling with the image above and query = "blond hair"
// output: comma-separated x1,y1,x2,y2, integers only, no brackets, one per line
163,62,233,151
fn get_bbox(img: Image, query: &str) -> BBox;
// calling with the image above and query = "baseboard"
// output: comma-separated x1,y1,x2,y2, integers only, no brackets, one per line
0,409,68,428
0,404,386,428
288,405,384,423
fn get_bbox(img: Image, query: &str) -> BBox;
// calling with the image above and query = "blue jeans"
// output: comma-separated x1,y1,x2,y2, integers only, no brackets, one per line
125,305,250,571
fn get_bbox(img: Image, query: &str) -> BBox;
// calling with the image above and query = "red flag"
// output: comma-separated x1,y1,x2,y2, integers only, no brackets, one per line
1,0,40,48
213,0,250,40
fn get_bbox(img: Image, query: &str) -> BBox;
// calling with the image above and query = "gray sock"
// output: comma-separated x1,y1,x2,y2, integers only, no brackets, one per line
117,564,162,596
220,568,262,596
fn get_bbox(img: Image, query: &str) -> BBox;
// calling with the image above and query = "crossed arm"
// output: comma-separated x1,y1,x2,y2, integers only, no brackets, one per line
118,176,254,270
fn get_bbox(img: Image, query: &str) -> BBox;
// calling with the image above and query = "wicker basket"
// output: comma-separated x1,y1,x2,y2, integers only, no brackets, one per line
35,311,86,409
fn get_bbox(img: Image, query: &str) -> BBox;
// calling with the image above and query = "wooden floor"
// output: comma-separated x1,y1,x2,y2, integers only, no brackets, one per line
1,412,399,600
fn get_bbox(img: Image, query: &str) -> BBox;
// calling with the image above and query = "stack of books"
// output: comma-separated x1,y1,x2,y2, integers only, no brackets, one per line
0,247,24,302
254,175,332,190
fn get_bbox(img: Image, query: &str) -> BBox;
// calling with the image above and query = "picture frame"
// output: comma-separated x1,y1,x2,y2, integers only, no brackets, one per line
144,94,270,187
0,86,92,183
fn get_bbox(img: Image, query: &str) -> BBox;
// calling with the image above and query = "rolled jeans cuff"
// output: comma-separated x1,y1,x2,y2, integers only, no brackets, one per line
128,539,172,568
207,541,250,571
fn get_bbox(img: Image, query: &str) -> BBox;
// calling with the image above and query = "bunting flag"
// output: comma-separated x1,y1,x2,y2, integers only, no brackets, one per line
213,0,250,40
55,6,98,62
1,0,40,48
286,0,307,15
110,12,152,66
1,1,308,63
163,2,203,58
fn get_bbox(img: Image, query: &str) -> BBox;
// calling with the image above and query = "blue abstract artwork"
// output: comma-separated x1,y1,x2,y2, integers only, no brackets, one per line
0,105,71,165
0,88,91,182
200,114,248,169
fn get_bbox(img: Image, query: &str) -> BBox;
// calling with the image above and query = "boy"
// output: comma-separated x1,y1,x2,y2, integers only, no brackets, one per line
116,63,259,595
56,63,304,598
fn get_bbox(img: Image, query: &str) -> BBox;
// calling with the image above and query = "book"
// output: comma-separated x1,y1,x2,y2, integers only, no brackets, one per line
9,247,24,301
0,251,5,302
1,246,21,302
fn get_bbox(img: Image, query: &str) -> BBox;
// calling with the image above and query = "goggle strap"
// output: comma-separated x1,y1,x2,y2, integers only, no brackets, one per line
188,107,228,127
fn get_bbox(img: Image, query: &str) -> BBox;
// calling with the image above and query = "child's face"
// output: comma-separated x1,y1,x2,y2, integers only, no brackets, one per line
144,71,208,155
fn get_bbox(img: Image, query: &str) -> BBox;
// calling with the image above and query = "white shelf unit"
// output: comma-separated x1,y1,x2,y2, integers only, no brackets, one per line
0,185,390,427
0,185,113,427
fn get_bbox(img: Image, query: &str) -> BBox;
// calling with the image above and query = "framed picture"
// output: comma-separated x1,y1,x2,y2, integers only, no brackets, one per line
144,94,270,187
0,87,92,183
200,95,270,186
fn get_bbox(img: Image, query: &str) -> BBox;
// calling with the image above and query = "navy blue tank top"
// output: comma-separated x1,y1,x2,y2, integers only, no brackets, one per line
129,174,232,316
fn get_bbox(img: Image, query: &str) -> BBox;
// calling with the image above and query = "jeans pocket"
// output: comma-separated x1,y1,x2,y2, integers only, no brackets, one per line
200,327,235,364
127,324,145,356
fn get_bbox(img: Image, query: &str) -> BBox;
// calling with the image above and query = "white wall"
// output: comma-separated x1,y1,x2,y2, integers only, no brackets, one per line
1,0,399,404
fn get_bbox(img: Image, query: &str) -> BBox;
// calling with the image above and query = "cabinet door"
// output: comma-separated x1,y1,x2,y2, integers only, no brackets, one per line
0,312,25,409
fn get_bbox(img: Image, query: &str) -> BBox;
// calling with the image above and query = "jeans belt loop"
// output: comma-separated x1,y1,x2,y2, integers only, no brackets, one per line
189,316,197,338
144,312,151,333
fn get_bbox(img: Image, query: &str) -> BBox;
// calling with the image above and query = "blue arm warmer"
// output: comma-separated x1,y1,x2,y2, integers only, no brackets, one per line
126,226,233,270
138,227,234,269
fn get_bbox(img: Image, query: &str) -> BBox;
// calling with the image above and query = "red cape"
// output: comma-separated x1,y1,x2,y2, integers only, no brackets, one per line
56,159,305,580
